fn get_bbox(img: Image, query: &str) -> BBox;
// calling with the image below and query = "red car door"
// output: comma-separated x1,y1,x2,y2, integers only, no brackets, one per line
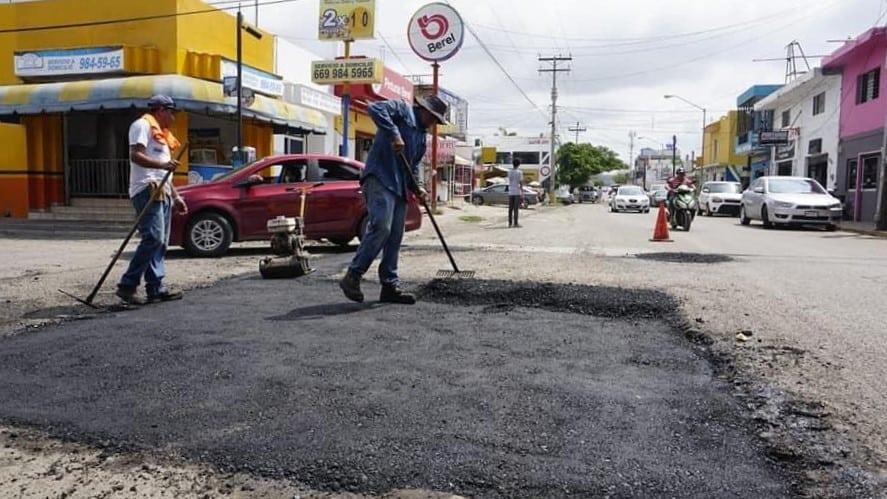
232,159,308,239
303,159,363,237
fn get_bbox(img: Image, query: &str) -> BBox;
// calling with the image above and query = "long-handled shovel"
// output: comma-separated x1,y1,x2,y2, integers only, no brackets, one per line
397,151,474,279
59,143,189,309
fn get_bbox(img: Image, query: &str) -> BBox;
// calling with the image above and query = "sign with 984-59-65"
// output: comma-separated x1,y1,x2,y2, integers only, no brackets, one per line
318,0,375,41
311,58,383,85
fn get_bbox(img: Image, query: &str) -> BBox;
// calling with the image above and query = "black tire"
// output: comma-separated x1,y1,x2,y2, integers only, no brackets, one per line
761,205,773,229
329,237,353,247
356,215,369,242
825,224,838,232
184,212,233,258
473,195,484,206
740,205,751,225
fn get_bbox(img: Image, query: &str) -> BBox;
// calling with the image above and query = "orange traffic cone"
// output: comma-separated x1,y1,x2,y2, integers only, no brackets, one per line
650,201,673,242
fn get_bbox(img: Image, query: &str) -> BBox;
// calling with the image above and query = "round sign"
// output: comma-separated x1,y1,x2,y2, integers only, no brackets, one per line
540,166,551,177
407,3,465,62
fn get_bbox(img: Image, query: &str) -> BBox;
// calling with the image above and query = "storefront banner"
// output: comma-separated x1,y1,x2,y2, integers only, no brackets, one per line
416,85,467,136
15,47,124,78
287,84,341,115
372,67,414,102
220,59,285,97
318,0,375,41
423,136,456,165
311,58,384,85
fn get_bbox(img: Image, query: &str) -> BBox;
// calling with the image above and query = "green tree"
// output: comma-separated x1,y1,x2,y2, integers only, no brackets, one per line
612,173,630,185
557,143,627,189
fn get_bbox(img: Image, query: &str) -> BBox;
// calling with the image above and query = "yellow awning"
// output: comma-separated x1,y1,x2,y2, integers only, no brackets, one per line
0,74,327,134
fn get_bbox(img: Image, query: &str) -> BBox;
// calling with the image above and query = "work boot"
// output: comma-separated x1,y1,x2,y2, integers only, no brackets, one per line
115,285,144,305
380,284,416,305
147,288,184,304
339,271,364,303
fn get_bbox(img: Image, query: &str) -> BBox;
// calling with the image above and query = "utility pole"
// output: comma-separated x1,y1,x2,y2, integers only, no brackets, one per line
672,135,677,175
628,131,637,185
568,121,587,144
539,55,571,203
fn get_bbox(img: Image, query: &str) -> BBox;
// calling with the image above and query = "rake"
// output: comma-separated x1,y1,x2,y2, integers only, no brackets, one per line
397,151,475,279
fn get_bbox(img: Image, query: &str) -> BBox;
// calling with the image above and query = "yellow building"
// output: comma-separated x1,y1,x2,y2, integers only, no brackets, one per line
700,111,748,184
0,0,325,218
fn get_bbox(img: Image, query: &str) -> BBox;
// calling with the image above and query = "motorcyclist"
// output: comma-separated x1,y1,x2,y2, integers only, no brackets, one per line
666,167,695,214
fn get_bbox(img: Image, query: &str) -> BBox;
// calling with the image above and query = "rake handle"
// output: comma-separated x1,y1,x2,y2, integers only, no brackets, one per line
397,151,461,274
84,143,189,304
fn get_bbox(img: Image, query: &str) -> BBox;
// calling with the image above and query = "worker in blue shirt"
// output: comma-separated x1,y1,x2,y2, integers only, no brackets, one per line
340,95,449,304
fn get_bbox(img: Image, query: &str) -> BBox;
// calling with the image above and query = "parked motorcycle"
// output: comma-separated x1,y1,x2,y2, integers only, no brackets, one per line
669,184,698,231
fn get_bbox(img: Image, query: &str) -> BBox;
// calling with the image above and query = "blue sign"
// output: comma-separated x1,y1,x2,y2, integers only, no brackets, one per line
14,47,125,77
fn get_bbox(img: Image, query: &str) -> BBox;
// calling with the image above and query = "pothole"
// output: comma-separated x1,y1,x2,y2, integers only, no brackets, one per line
419,278,677,319
635,252,734,264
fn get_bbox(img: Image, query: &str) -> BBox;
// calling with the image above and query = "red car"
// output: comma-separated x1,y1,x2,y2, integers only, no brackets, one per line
170,154,422,257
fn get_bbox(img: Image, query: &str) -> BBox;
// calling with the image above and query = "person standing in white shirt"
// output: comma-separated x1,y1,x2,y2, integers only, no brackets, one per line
507,158,524,228
116,95,188,305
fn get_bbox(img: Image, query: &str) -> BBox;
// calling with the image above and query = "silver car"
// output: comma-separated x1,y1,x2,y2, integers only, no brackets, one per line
467,184,539,207
609,185,650,213
740,176,842,230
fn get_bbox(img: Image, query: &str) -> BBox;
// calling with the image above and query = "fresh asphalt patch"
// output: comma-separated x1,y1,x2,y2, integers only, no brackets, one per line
0,273,795,497
634,252,735,264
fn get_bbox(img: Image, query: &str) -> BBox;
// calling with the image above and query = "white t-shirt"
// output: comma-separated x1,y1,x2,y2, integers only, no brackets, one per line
507,168,523,196
128,118,172,198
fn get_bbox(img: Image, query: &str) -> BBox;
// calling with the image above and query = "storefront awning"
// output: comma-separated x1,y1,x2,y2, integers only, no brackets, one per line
0,74,326,134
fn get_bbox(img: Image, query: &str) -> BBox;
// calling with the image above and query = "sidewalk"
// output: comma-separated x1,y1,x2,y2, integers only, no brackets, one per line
839,221,887,238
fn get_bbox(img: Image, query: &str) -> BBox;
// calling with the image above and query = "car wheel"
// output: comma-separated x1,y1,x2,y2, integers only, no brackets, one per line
473,195,484,206
739,205,751,225
184,212,233,258
761,205,773,229
825,224,838,232
329,237,353,247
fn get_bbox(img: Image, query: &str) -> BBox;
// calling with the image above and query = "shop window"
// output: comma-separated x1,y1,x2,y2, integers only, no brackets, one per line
513,151,540,165
847,159,858,190
858,68,880,104
860,155,880,189
777,161,793,176
813,92,825,115
808,139,822,155
781,110,791,128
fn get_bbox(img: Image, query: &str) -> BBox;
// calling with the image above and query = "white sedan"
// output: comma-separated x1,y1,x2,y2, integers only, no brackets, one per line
609,185,650,213
740,176,842,230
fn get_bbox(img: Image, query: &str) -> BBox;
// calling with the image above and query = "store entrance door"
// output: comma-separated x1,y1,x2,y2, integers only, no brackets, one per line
807,156,827,188
65,111,136,198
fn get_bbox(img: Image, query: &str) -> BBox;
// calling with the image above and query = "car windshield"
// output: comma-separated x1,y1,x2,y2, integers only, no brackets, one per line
768,178,826,194
708,183,741,194
618,187,644,196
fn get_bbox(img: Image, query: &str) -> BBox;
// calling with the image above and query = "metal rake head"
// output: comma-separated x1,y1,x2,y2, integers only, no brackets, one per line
435,269,476,279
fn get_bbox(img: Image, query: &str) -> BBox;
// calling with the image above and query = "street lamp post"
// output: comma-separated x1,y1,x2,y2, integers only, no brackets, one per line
664,94,706,172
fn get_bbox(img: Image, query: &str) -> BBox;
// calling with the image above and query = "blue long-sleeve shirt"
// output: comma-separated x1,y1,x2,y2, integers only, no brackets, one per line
362,99,428,198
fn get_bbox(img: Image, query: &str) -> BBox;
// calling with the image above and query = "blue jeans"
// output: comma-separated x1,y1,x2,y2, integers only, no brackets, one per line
118,187,171,296
348,175,406,286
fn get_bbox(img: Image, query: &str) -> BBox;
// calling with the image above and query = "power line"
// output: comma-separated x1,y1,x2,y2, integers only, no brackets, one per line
0,0,304,34
532,0,842,84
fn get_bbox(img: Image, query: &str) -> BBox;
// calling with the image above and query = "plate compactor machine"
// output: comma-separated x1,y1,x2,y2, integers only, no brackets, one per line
258,184,321,279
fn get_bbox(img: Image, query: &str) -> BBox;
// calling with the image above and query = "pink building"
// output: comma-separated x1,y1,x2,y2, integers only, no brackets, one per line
822,27,887,223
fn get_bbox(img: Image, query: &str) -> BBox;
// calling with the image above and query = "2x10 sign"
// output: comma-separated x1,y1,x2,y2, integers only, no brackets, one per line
318,0,375,41
311,58,384,85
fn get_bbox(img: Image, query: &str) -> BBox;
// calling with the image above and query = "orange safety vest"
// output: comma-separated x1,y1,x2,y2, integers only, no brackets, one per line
141,113,181,152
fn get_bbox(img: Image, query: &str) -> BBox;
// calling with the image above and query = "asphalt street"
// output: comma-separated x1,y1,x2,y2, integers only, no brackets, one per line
0,256,793,497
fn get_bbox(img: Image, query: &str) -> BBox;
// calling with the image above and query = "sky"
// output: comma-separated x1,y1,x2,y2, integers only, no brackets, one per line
237,0,875,163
